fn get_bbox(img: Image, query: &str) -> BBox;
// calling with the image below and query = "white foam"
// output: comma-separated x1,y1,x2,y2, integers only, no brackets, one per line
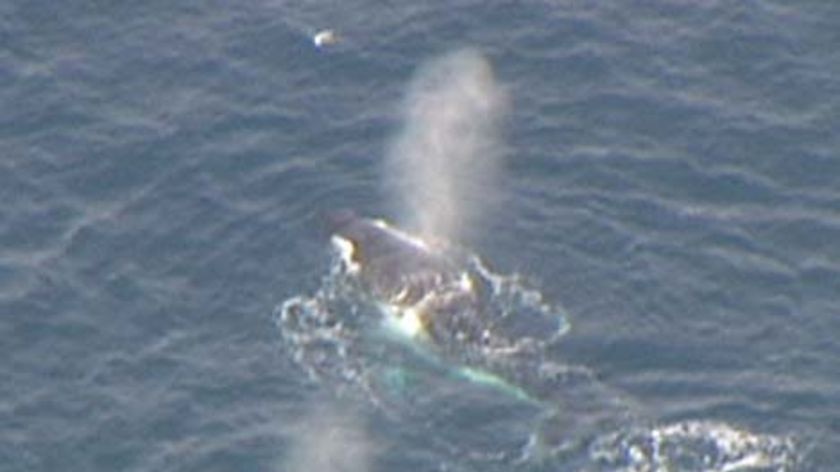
330,235,360,274
590,420,797,472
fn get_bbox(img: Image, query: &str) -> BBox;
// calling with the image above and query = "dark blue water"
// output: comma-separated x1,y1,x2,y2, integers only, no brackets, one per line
3,1,839,470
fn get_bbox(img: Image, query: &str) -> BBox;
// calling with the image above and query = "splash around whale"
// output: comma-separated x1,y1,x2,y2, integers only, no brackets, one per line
319,209,569,405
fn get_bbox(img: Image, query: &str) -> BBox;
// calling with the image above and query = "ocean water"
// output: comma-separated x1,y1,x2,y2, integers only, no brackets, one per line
2,1,839,471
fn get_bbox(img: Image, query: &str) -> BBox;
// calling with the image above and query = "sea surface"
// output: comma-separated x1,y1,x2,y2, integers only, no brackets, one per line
2,1,839,471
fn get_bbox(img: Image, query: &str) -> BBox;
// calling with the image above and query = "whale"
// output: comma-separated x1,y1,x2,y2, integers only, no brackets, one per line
322,209,539,403
324,210,482,342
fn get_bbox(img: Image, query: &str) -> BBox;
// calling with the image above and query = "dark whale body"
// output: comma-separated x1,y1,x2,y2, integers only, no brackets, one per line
325,210,483,343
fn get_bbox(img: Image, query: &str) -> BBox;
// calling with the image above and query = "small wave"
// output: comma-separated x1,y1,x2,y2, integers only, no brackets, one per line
589,420,798,472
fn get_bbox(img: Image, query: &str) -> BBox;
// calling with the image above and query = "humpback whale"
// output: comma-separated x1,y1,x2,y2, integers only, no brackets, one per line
325,210,483,342
322,209,543,403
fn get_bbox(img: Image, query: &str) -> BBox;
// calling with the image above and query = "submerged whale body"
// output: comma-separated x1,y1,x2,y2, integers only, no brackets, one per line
322,210,561,404
325,210,484,342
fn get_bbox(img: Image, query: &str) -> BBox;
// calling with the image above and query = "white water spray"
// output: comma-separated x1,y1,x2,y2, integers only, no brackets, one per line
385,49,508,244
282,402,376,472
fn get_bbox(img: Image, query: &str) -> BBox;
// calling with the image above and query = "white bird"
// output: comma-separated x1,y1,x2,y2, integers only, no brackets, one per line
313,29,338,48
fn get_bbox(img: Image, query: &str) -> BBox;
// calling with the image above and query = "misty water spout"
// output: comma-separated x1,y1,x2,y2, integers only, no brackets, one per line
385,49,508,244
